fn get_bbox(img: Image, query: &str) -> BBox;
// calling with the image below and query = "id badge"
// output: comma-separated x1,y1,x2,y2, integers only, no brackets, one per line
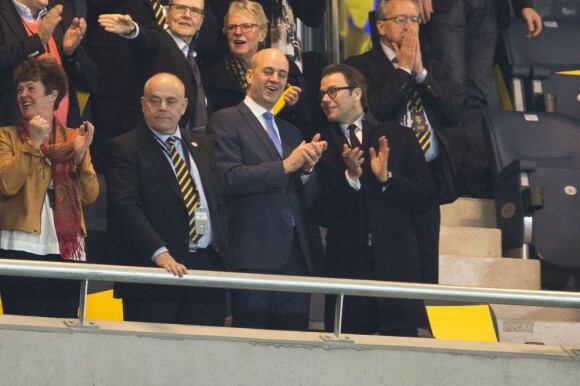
410,111,428,134
194,208,209,235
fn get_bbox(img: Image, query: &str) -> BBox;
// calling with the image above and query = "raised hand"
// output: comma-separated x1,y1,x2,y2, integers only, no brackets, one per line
63,17,87,56
98,14,135,36
73,121,94,162
284,85,302,106
301,133,327,172
369,136,390,183
37,5,62,45
29,115,51,148
393,23,417,71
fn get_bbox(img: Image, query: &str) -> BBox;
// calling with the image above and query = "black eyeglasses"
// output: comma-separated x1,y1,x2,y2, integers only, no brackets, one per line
223,23,260,34
319,87,355,101
168,4,204,17
380,15,421,25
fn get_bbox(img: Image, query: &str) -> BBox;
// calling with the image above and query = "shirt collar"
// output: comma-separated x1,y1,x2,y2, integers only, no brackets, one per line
339,113,365,138
149,126,182,144
13,0,47,22
244,95,270,118
380,41,397,63
167,29,195,58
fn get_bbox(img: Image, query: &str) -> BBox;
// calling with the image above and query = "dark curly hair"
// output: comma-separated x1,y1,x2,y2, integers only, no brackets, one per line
13,57,68,110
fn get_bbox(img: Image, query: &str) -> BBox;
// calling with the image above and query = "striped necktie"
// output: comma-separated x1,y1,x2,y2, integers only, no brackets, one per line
166,136,201,243
407,91,430,153
392,56,430,153
149,0,167,27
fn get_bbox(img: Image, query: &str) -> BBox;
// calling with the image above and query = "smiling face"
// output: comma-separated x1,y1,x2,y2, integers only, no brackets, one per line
166,0,205,45
141,73,188,135
226,10,266,66
246,49,289,110
17,80,57,121
320,72,363,124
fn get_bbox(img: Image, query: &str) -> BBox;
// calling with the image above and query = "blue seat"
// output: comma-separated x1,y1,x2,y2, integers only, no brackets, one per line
483,111,580,269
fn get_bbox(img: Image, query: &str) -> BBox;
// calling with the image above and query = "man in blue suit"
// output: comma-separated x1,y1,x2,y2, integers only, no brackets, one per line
208,48,327,331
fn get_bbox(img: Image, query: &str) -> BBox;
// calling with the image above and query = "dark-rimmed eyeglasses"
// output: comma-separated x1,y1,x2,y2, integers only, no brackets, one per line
168,4,204,17
319,87,355,101
380,15,421,25
223,23,260,34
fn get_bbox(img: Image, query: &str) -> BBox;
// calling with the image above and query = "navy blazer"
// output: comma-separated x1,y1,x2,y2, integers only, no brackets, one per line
207,101,317,273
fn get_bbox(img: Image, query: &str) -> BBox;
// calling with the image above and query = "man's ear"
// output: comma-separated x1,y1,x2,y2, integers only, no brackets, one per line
246,69,253,86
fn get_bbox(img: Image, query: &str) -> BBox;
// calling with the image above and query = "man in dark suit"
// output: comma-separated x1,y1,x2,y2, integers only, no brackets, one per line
345,0,458,286
316,63,435,336
97,0,208,150
207,48,326,331
105,72,229,325
0,0,97,127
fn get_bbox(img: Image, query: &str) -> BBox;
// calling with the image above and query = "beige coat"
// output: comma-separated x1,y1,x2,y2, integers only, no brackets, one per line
0,125,99,236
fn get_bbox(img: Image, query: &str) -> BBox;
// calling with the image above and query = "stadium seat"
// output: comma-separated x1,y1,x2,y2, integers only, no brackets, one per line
483,111,580,269
497,17,580,117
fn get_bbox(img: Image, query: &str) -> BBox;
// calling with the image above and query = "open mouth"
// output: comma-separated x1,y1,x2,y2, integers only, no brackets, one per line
233,39,246,46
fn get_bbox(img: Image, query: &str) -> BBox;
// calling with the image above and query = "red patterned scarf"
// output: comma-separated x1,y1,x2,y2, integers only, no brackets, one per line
19,117,84,260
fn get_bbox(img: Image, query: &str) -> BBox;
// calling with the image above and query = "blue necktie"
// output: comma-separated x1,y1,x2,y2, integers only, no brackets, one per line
263,111,283,158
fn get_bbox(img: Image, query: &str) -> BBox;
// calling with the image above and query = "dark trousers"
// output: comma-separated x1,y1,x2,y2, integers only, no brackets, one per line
0,249,81,318
122,249,226,326
230,232,310,331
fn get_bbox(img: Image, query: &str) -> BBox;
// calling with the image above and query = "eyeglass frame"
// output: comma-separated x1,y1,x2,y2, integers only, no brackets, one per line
379,15,422,25
167,3,205,17
319,86,356,101
223,23,261,34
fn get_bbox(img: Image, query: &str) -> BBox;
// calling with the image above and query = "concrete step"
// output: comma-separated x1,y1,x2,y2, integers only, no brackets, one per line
441,198,496,228
439,255,541,290
497,319,580,346
440,225,502,258
491,304,580,323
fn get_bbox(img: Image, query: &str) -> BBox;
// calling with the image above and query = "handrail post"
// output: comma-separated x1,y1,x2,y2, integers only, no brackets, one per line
78,279,89,326
333,294,344,339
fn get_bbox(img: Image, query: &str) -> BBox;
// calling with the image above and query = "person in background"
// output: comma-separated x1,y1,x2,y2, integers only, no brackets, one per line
85,0,164,171
346,0,458,292
0,57,98,318
98,0,209,134
417,0,542,197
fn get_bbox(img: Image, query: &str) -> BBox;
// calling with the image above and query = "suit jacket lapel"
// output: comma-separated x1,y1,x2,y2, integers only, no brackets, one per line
237,102,282,160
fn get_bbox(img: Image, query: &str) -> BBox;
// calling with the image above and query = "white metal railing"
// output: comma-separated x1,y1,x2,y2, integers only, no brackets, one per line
1,259,580,338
